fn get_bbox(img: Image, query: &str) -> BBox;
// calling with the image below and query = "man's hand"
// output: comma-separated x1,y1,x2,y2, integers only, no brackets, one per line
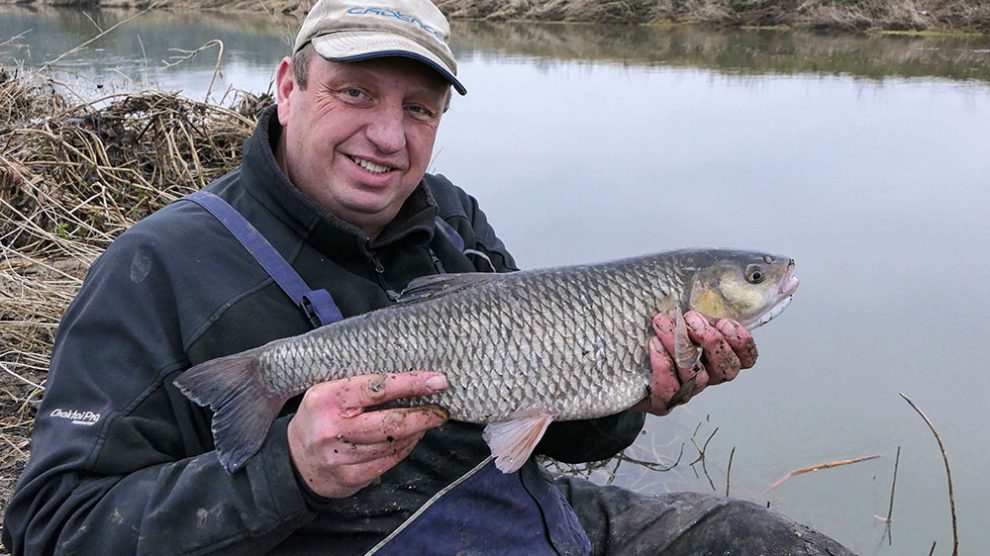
633,311,758,416
287,372,449,499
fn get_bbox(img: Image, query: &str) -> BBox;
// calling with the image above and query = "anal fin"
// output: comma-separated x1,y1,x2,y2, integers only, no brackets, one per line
482,411,554,473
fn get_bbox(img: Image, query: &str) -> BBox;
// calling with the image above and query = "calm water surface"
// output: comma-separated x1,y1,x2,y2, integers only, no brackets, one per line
3,8,989,554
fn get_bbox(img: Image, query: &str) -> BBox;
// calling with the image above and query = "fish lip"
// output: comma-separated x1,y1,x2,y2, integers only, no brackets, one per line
777,260,799,297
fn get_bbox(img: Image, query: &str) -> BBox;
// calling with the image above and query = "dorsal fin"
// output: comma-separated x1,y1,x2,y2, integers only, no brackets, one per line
398,273,499,303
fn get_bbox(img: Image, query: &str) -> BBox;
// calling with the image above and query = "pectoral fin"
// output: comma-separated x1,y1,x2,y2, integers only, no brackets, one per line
674,307,703,369
668,375,698,407
482,411,554,473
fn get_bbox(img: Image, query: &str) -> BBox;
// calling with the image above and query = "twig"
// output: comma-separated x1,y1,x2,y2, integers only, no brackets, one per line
688,421,718,491
725,446,735,497
901,392,958,556
0,432,27,458
884,446,901,545
81,11,104,34
0,361,45,391
615,442,685,472
162,40,225,103
765,455,879,494
40,4,161,71
0,29,32,49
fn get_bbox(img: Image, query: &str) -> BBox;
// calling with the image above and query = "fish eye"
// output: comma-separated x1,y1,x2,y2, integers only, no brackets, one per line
745,264,766,284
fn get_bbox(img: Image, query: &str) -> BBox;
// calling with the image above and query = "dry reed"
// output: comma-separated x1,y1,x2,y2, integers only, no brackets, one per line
0,66,273,522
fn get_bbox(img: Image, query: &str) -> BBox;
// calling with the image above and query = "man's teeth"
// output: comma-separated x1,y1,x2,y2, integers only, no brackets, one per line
351,156,392,174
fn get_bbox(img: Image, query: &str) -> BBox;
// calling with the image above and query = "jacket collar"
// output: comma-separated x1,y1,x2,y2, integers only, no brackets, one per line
240,106,440,258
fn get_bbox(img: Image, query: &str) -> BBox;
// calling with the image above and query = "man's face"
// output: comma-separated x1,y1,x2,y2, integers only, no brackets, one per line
275,53,449,238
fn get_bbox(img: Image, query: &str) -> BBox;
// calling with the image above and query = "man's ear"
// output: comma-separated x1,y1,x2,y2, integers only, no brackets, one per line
275,57,295,126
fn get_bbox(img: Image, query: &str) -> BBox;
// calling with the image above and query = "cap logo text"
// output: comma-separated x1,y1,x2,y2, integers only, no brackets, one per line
345,7,445,42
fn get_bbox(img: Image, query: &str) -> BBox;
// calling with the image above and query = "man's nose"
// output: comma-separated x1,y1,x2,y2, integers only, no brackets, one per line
365,104,406,154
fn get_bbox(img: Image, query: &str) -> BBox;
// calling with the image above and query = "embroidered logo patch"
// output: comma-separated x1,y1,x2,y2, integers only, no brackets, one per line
50,408,102,426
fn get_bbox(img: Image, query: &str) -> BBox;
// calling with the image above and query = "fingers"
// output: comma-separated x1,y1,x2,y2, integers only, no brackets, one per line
633,316,710,416
682,312,741,384
652,313,709,388
323,429,425,466
642,337,678,416
716,319,758,369
334,406,449,445
287,372,450,499
308,371,449,416
329,437,423,494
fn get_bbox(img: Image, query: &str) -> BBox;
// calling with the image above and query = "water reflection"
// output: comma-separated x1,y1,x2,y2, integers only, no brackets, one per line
450,21,990,84
2,7,989,92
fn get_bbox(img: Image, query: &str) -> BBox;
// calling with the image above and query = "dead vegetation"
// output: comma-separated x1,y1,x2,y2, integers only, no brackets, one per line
434,0,990,33
0,66,273,525
0,0,987,32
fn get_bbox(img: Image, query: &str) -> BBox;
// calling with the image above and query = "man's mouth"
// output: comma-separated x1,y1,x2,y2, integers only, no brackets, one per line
349,156,395,175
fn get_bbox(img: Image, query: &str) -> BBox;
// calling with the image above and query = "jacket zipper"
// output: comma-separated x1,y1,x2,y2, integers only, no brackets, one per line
428,248,447,274
369,252,401,301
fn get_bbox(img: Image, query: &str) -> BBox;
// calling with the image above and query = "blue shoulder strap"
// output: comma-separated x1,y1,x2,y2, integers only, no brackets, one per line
182,191,343,328
433,216,465,252
182,191,469,327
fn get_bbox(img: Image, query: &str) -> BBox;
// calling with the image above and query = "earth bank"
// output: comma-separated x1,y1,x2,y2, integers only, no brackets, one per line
1,0,988,33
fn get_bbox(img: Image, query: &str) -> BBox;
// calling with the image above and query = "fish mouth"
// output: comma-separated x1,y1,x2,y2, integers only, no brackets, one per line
747,261,799,330
778,259,800,297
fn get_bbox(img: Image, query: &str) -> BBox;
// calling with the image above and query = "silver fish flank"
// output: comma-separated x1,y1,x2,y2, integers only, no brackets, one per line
175,248,799,473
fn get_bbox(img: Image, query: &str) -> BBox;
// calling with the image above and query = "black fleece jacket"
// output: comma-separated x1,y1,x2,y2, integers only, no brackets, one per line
2,107,644,555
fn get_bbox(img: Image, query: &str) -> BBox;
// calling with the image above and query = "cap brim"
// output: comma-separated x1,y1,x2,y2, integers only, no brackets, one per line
311,32,466,95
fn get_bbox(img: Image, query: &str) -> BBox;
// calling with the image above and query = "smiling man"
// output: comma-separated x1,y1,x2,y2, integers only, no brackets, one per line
2,1,853,555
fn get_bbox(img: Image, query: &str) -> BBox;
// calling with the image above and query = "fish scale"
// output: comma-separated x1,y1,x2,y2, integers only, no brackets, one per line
265,259,666,421
176,249,798,473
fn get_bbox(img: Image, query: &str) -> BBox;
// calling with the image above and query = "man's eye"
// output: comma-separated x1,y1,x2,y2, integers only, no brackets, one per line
406,105,434,119
344,89,363,98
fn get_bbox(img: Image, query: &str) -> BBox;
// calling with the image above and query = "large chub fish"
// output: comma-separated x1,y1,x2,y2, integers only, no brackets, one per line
175,249,799,473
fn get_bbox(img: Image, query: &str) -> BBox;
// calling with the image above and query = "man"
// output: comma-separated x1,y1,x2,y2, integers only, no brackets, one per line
3,1,854,554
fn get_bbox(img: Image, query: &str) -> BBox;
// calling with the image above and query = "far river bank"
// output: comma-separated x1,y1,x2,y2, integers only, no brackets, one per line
0,0,988,34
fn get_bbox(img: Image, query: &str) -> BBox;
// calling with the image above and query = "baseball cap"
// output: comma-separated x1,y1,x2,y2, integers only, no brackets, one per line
293,0,466,95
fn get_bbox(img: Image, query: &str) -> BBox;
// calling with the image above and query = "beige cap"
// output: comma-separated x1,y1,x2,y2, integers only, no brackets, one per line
293,0,466,95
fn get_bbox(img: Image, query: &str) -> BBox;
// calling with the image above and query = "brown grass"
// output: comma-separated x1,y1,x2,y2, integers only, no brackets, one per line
0,66,273,527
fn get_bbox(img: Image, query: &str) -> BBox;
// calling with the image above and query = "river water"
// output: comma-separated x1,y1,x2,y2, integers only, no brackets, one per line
3,7,989,554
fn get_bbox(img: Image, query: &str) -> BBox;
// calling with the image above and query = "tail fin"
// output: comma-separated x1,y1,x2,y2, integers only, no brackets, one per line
174,348,287,473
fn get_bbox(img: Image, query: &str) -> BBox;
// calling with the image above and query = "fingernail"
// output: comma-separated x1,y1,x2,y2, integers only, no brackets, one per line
716,320,737,339
685,312,706,331
649,336,663,353
425,375,448,392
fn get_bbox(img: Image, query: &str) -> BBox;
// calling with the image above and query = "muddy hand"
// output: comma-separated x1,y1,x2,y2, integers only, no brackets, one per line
288,372,449,499
633,311,757,415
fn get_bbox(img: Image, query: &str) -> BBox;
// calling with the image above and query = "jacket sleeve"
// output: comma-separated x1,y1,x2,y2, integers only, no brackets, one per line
1,231,315,555
430,174,647,464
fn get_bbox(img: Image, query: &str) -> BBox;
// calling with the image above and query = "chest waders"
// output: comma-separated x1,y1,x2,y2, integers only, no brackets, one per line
183,191,591,556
